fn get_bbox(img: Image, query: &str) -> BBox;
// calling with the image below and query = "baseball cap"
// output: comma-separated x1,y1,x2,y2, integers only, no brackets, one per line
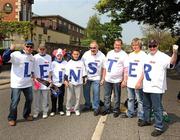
54,48,63,57
25,40,34,46
38,43,46,49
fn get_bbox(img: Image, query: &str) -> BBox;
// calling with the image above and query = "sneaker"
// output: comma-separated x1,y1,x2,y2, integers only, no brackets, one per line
66,111,71,116
151,129,163,137
25,115,33,121
120,113,128,118
42,114,48,119
113,112,120,118
101,110,111,116
82,107,91,112
8,120,16,126
75,110,80,116
94,110,100,116
138,121,151,127
59,111,65,116
137,119,144,125
33,113,39,119
50,112,55,117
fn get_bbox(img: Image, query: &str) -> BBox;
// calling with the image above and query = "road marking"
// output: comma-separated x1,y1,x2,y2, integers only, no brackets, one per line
91,115,107,140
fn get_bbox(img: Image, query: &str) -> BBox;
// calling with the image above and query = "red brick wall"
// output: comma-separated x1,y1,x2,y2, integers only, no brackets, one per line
0,0,18,21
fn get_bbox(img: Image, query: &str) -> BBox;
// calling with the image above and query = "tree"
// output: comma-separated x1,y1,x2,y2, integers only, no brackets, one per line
0,21,32,41
101,22,122,50
96,0,180,35
81,14,122,53
141,25,178,51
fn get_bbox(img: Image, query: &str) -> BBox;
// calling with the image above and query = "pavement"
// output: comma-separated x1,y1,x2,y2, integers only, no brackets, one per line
0,69,179,140
0,70,10,89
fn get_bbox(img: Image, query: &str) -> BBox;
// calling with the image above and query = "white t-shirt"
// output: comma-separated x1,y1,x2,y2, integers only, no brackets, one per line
126,51,147,88
65,59,86,85
10,51,34,88
81,50,105,81
34,53,52,89
51,60,67,87
143,50,171,93
104,50,128,83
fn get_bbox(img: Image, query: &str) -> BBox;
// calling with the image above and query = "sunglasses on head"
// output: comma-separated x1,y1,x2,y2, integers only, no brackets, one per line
148,45,157,48
26,45,34,49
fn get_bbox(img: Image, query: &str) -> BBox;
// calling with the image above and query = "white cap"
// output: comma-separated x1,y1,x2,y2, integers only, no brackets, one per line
55,48,63,57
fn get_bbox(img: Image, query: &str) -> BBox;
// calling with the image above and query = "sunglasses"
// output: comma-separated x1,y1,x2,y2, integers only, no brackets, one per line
148,45,157,48
89,47,96,50
26,45,34,49
39,48,45,51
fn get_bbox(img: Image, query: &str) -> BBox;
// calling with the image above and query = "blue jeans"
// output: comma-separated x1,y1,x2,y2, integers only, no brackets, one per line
127,87,144,120
104,81,121,112
8,87,33,121
83,80,100,111
143,92,163,131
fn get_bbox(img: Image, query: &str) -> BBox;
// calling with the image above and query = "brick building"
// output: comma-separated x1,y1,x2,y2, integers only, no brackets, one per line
32,15,85,46
0,0,34,21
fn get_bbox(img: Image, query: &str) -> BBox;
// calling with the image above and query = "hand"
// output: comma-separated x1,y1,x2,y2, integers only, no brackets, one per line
172,45,179,54
135,81,142,89
10,44,16,51
64,80,69,87
121,80,127,88
100,79,104,85
83,77,87,85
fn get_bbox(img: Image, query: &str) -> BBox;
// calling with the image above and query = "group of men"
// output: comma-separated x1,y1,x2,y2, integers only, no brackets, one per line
2,38,178,137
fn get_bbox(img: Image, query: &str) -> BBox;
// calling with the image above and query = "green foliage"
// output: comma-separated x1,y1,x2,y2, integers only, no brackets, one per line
101,22,122,49
141,25,178,51
86,15,102,41
84,14,122,53
96,0,180,35
0,21,32,40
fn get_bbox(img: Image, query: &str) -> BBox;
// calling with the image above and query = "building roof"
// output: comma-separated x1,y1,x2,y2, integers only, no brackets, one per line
32,14,85,29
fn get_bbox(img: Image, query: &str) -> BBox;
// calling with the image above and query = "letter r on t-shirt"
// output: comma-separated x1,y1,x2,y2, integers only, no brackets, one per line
144,64,152,81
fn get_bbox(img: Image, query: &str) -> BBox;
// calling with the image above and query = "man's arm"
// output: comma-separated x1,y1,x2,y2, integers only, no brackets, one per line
2,44,15,62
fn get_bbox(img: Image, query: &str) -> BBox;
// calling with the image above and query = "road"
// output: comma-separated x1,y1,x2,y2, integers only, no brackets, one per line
0,70,180,140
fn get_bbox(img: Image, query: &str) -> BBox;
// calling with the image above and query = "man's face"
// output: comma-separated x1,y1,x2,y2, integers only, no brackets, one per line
90,43,98,55
132,43,141,52
72,50,80,60
38,47,46,55
24,45,34,54
114,41,122,52
149,45,158,55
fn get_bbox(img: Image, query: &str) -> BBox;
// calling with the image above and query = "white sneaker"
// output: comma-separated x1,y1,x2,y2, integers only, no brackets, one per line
42,114,48,119
66,111,71,116
59,111,65,116
75,110,80,116
50,112,55,117
33,113,38,118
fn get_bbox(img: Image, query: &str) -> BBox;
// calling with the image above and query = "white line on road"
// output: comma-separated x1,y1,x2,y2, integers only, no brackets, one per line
91,115,107,140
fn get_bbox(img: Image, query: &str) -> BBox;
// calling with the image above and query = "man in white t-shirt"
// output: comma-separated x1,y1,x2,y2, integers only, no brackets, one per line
33,44,52,119
138,40,178,137
81,41,105,116
121,38,147,123
102,39,128,118
3,40,35,126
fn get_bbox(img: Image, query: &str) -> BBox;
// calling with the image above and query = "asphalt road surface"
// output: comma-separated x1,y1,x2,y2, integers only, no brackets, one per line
0,70,180,140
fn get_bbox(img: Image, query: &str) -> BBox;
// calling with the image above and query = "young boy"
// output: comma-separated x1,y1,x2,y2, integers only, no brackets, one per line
64,48,87,116
33,44,52,119
49,48,67,117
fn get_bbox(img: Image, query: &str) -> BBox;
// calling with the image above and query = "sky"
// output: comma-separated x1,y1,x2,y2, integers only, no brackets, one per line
32,0,142,44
